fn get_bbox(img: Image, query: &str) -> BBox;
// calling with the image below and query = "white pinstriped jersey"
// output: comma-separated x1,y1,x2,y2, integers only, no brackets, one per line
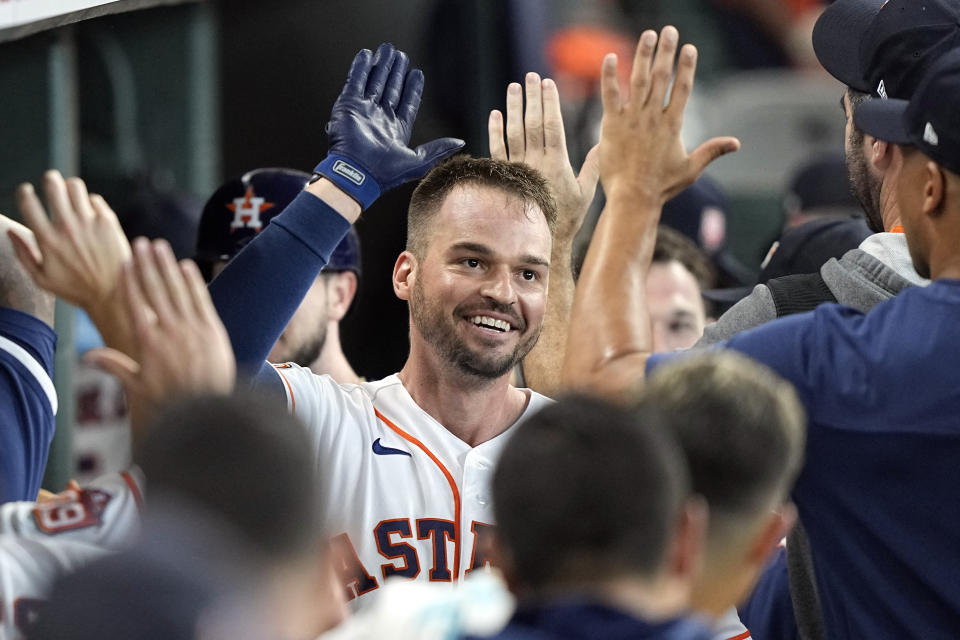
270,364,551,608
0,469,143,639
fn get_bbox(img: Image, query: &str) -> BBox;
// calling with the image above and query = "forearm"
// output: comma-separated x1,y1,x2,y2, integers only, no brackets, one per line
209,185,355,376
522,238,575,396
561,192,659,400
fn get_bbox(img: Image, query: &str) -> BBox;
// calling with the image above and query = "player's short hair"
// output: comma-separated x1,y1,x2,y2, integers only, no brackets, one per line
653,225,717,291
406,155,557,258
139,393,321,564
492,395,689,591
638,352,806,543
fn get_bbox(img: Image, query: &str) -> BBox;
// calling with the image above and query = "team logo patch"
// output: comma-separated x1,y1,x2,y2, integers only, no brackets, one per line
924,122,939,146
226,186,275,232
33,488,112,534
877,79,887,99
372,438,411,457
332,160,366,186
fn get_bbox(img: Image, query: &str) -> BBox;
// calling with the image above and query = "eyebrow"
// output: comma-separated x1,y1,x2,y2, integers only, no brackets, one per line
450,242,550,268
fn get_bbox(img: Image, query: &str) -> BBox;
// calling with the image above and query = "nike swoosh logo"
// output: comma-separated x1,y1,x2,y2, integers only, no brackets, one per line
372,438,411,457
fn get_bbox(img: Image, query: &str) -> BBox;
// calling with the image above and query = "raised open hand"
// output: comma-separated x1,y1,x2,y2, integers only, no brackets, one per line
315,42,465,210
489,72,599,241
85,238,235,419
599,27,739,205
8,170,131,310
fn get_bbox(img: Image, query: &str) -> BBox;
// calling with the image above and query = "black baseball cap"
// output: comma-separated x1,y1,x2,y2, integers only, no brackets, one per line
813,0,960,98
702,217,872,305
854,48,960,175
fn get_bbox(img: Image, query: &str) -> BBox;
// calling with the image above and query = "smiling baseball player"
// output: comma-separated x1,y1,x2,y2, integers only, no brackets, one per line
207,43,603,606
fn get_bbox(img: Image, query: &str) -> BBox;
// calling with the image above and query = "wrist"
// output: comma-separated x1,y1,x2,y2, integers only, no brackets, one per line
312,154,381,211
305,177,363,224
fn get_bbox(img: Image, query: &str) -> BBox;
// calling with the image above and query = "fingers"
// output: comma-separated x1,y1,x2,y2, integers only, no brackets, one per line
541,78,568,156
382,49,410,111
665,44,697,127
84,347,141,396
505,83,524,161
397,68,424,131
153,239,192,317
488,110,507,160
628,30,657,104
413,137,466,170
343,48,373,97
65,177,95,223
688,136,741,179
600,54,621,115
365,43,396,102
179,258,218,323
41,171,79,238
131,237,175,327
647,26,679,109
15,183,53,241
523,72,544,157
577,144,601,199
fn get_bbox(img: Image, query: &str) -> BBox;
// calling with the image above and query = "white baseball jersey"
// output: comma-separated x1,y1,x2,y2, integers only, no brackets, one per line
270,364,551,607
0,469,143,639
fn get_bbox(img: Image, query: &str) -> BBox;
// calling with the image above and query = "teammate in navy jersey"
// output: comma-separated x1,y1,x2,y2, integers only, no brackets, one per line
0,213,56,502
564,26,960,640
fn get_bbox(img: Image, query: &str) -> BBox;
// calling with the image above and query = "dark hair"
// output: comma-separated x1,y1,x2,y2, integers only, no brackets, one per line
139,393,321,562
653,225,717,290
638,352,805,540
406,155,557,258
492,395,688,590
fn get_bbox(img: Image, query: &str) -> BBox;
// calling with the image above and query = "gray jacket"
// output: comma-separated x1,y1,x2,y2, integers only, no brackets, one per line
698,233,927,346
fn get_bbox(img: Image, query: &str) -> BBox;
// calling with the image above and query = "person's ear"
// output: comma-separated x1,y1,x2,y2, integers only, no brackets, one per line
746,503,797,567
921,161,946,218
665,495,709,581
871,138,892,171
393,251,417,301
326,271,358,322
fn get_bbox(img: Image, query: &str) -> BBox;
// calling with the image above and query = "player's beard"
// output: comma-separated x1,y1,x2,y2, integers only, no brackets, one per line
410,278,540,381
847,126,884,233
272,323,328,368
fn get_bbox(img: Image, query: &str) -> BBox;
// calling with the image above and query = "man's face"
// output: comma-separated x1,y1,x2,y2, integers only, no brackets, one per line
844,92,885,233
407,185,551,380
646,260,707,353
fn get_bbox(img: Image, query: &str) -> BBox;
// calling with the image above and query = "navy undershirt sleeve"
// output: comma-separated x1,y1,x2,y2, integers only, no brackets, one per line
208,191,352,394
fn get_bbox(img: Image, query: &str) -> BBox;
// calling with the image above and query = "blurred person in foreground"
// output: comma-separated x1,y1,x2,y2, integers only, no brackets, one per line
564,21,960,638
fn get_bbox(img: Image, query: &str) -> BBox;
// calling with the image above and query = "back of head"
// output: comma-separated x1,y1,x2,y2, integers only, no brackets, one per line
406,155,557,258
139,392,321,563
639,352,805,540
492,395,688,593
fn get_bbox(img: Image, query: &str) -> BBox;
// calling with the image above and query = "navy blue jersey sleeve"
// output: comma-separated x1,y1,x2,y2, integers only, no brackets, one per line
208,191,352,391
0,307,57,502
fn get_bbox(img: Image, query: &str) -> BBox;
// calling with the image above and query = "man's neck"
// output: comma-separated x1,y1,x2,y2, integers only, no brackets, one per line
309,323,361,384
397,346,529,447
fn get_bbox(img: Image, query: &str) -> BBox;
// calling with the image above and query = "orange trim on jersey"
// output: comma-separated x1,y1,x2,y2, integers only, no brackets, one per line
726,631,751,640
273,365,297,412
889,224,904,234
120,471,144,511
374,408,462,582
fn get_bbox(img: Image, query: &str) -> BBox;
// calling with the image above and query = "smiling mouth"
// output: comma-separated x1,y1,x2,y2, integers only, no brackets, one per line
468,315,513,332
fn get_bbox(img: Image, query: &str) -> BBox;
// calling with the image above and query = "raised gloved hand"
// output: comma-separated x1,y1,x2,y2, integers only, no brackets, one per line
314,43,465,210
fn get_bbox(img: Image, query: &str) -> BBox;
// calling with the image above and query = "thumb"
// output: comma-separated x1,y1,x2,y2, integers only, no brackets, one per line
84,347,141,398
577,144,601,200
688,136,740,178
414,137,466,170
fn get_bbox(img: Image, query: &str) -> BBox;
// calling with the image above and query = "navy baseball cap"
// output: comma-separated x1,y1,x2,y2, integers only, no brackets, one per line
195,168,361,279
813,0,960,98
854,49,960,175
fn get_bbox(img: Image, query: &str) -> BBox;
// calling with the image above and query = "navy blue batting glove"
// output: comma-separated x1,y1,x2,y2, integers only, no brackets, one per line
314,43,465,210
